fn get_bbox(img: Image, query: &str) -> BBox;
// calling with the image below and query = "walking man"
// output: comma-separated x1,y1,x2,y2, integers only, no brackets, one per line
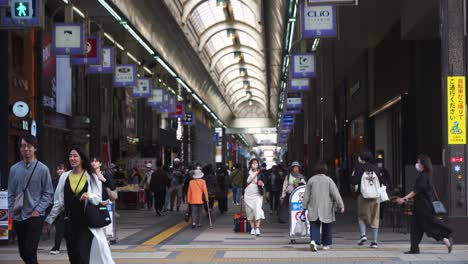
8,135,54,264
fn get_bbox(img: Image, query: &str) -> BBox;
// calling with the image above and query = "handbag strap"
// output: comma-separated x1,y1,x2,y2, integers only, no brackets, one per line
432,184,440,201
73,171,86,196
247,171,258,186
23,161,39,192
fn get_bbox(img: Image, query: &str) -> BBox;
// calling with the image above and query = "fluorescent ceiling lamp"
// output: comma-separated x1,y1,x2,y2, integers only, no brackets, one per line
155,56,177,77
176,78,191,93
143,66,153,75
203,104,212,113
126,52,141,65
158,78,162,82
121,23,154,55
104,32,124,51
97,0,122,22
192,93,203,104
210,112,219,120
73,6,85,18
288,21,295,52
312,38,320,51
223,125,227,129
62,0,69,3
249,100,252,106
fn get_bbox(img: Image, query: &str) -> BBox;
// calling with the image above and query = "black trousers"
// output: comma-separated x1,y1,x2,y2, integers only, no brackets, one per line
145,189,153,209
53,213,65,250
13,216,44,264
410,207,452,252
218,196,228,213
64,218,93,264
269,190,281,212
154,189,166,212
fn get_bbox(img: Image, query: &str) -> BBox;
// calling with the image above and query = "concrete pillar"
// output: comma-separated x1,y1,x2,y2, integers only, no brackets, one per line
440,0,468,242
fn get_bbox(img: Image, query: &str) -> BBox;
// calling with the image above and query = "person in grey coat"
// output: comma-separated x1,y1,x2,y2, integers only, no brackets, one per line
302,161,345,252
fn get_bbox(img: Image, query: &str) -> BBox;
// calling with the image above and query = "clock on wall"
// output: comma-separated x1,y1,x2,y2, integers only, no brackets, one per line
12,101,29,118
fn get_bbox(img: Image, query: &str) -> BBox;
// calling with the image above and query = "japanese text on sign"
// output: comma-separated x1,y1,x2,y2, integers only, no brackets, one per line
447,76,466,145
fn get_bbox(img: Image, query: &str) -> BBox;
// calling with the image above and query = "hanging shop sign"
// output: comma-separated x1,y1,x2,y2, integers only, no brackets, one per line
87,46,114,74
132,78,152,98
71,35,100,65
301,4,337,38
0,191,9,240
12,101,29,118
113,64,136,87
182,112,195,126
447,76,466,145
161,93,171,113
0,0,43,28
289,78,310,92
169,95,176,113
53,23,84,55
285,109,301,115
286,92,303,109
147,88,164,107
307,0,356,5
291,53,316,78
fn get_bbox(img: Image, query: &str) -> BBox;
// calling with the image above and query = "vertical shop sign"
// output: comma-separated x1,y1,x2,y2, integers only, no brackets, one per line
147,88,164,107
301,4,337,38
42,30,56,110
182,112,195,126
286,92,303,109
0,191,9,240
173,103,184,118
291,53,315,78
447,76,466,144
87,46,114,74
289,78,310,92
113,64,136,87
132,78,152,98
71,35,100,65
53,23,84,55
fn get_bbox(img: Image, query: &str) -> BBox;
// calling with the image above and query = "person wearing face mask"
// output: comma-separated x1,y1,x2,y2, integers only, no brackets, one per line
395,155,453,254
280,161,307,204
243,158,265,236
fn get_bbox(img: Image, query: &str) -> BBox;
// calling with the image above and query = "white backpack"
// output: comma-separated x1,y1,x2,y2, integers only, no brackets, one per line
360,171,380,199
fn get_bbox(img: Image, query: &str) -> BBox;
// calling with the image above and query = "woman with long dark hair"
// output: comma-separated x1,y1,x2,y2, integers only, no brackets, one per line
243,158,265,236
395,154,453,254
45,147,114,263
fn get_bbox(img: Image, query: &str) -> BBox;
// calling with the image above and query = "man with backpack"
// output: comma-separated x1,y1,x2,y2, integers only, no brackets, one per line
351,151,384,249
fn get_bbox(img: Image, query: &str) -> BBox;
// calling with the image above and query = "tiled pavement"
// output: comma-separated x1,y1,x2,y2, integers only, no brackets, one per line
0,199,467,264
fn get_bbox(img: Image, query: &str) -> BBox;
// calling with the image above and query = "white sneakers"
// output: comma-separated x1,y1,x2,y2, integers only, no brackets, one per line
310,241,317,252
250,228,261,236
322,245,331,250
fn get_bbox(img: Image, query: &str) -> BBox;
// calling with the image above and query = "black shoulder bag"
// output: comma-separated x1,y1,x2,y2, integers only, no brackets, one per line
84,174,112,228
431,185,447,216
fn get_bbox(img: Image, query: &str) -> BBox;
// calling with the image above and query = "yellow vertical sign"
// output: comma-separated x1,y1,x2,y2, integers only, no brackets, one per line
448,76,466,144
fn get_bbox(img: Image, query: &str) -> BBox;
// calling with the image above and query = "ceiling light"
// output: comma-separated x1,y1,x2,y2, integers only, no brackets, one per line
239,68,247,77
203,104,212,113
249,100,252,106
192,93,203,105
155,56,177,77
210,112,219,120
234,51,242,62
176,77,191,93
243,81,250,89
97,0,122,22
126,52,141,65
62,0,69,3
72,6,85,18
246,91,252,99
121,23,154,55
227,28,237,39
143,66,153,75
104,32,124,51
216,0,227,7
312,38,320,51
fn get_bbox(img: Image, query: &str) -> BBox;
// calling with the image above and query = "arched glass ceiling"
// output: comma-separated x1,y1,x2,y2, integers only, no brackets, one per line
190,1,225,34
180,0,267,117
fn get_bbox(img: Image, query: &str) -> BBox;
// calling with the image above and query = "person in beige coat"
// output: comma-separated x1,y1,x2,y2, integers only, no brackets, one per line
302,161,345,252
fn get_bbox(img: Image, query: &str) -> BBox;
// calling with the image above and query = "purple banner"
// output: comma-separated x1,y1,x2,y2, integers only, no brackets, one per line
182,112,195,126
286,92,303,109
147,88,164,107
53,23,84,55
87,46,114,74
291,53,316,78
301,4,337,38
289,78,310,92
113,64,137,87
132,78,152,98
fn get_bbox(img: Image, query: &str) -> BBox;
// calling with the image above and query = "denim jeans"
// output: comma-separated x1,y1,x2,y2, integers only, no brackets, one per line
310,220,333,246
232,187,241,204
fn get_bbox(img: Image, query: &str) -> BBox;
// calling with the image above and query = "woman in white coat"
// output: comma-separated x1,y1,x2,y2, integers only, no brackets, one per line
243,158,265,236
45,147,114,264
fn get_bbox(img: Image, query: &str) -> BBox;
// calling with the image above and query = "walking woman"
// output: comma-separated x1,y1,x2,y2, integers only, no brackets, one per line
45,147,114,264
150,161,170,216
302,161,345,251
91,157,117,204
395,154,453,254
216,165,230,214
350,151,383,248
187,168,209,228
243,158,265,236
203,164,218,213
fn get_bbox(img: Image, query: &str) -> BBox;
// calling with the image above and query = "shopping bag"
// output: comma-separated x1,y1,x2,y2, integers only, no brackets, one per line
293,220,308,237
379,185,390,203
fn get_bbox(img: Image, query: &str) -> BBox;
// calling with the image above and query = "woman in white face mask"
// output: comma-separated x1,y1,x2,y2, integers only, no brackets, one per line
395,154,453,254
243,158,265,236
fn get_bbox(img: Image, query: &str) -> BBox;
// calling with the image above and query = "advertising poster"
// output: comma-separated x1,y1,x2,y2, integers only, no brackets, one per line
42,29,57,111
291,53,316,78
0,191,9,240
72,35,100,65
289,186,309,237
448,76,466,144
301,4,337,38
87,46,114,74
114,64,136,87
